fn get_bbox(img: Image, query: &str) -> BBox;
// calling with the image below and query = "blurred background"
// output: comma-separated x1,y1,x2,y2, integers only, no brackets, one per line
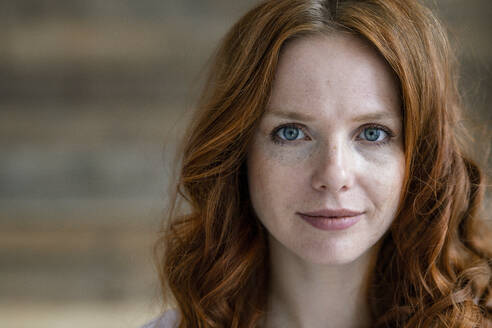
0,1,490,327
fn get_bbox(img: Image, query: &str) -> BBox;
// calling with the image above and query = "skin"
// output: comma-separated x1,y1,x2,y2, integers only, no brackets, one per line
247,33,405,328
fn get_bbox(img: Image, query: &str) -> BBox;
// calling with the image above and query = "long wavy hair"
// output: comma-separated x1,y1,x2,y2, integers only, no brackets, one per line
154,0,492,326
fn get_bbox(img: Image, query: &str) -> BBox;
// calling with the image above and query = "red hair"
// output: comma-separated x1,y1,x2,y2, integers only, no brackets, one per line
154,0,491,326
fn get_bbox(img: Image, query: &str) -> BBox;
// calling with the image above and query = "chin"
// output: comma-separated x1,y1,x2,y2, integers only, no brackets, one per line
300,250,364,266
294,238,372,266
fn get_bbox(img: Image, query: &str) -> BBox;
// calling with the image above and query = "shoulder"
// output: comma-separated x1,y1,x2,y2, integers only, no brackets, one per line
141,309,180,328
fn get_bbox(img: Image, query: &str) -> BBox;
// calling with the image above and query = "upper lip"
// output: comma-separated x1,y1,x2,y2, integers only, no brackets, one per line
298,209,363,218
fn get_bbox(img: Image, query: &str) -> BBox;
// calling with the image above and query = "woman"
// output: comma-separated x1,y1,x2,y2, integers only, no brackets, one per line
149,0,492,327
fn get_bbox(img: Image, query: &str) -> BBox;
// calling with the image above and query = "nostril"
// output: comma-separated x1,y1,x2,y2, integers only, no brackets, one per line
339,184,349,192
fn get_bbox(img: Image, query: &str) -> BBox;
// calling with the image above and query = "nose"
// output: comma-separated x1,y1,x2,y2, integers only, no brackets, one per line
310,139,355,193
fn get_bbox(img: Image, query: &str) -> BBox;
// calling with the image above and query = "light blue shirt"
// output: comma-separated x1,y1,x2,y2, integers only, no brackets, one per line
141,309,179,328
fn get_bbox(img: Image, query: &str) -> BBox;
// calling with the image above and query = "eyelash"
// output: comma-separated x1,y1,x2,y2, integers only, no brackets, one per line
270,123,309,145
357,124,395,146
270,123,395,146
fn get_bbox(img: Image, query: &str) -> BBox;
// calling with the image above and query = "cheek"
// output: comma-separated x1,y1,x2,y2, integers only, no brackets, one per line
247,153,294,203
356,142,403,167
357,139,405,186
251,127,315,164
362,151,405,212
263,144,313,166
247,140,308,215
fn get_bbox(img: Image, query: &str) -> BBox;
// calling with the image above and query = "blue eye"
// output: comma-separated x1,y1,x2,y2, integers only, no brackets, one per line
276,125,306,141
359,126,388,142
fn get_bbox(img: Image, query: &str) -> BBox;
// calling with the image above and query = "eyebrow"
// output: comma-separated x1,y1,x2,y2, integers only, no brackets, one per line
266,109,400,122
351,112,401,122
265,109,316,122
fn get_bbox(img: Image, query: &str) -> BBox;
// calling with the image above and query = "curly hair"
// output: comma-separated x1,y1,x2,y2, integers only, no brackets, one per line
154,0,492,326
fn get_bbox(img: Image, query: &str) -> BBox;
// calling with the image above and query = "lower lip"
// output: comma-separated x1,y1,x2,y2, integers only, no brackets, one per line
299,214,362,231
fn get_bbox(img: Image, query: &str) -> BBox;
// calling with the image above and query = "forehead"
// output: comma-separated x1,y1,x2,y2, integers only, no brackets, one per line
266,33,400,119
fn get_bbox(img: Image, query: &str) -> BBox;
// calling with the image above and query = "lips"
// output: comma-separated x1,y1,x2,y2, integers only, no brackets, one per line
299,208,363,218
297,208,363,231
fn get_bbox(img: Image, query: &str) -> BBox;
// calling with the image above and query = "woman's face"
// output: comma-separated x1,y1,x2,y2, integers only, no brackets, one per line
247,34,405,265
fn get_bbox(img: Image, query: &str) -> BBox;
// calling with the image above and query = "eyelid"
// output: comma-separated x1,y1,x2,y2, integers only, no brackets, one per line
358,123,395,137
356,123,395,145
269,122,396,144
270,123,311,143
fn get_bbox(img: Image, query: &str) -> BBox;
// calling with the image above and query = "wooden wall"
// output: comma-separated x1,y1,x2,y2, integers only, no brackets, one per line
0,1,490,327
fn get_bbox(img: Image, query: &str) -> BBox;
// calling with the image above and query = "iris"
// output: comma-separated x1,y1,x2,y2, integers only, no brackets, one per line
276,126,303,141
363,127,381,141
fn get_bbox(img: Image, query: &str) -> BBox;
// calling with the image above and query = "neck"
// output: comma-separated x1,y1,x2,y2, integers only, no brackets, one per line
262,237,378,328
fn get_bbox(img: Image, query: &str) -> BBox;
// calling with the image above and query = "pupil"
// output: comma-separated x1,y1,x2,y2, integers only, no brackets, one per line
365,128,380,141
284,127,299,140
